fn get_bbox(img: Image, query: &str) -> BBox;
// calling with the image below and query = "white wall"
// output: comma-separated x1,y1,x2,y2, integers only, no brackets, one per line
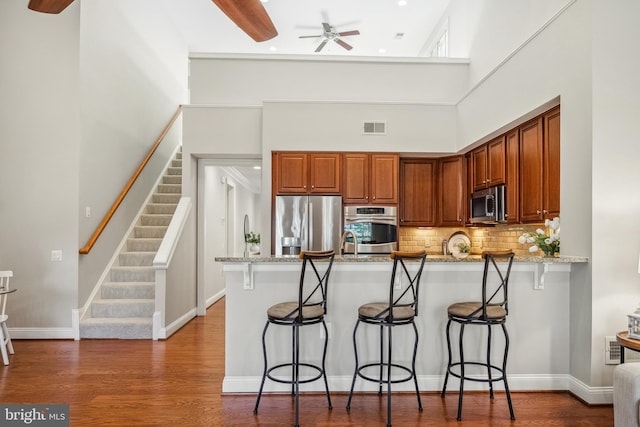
443,0,575,87
77,0,189,304
189,56,470,105
591,0,640,386
0,1,81,330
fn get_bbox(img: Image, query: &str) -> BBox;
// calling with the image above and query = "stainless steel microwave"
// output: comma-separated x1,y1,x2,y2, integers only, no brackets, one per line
469,185,506,224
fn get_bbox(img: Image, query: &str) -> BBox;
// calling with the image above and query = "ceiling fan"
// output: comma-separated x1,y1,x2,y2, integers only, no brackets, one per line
299,22,360,53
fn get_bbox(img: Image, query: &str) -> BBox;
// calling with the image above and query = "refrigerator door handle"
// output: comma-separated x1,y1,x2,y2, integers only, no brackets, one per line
308,201,314,250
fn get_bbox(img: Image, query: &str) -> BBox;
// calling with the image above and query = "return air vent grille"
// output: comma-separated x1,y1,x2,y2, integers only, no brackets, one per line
605,336,621,365
363,121,386,135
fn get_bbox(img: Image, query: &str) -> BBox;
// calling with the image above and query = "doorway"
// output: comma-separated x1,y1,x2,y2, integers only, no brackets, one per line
197,158,261,315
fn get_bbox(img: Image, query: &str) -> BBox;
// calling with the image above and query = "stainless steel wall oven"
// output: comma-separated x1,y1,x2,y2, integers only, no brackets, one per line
343,206,398,254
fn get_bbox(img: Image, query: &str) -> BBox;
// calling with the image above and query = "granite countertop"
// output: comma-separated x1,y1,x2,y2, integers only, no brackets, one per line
215,254,588,264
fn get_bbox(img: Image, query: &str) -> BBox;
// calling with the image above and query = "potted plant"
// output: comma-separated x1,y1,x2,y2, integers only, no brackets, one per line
454,242,471,259
518,217,560,256
245,232,260,254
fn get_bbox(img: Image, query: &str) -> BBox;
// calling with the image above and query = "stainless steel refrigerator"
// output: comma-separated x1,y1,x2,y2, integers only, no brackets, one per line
274,195,342,256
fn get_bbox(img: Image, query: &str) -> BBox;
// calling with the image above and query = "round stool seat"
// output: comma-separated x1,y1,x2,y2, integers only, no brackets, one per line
447,302,507,320
267,302,324,322
358,303,415,322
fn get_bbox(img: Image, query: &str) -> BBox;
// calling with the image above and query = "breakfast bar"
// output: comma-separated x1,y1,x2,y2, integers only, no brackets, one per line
216,254,587,394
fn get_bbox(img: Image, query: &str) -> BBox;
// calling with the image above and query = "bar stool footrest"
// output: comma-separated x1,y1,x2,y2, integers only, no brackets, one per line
266,362,325,385
446,361,506,383
356,362,416,385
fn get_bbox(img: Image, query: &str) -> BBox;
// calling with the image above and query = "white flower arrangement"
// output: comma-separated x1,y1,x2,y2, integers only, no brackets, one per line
518,217,560,255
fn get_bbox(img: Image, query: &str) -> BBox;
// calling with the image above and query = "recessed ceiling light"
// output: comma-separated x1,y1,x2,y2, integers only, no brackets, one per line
378,48,387,54
269,46,277,52
398,0,407,6
253,166,262,170
260,0,269,3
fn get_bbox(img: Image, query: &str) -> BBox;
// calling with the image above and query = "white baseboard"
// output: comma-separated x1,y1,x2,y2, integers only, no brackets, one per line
10,328,75,339
160,307,198,339
223,373,614,404
206,289,225,310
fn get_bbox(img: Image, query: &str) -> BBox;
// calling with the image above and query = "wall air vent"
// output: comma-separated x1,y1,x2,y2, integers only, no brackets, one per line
363,121,386,135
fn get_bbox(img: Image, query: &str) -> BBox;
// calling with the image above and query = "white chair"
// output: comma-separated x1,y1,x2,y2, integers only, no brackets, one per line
0,271,15,365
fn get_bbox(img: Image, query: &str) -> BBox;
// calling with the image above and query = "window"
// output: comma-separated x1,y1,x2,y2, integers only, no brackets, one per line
430,26,448,57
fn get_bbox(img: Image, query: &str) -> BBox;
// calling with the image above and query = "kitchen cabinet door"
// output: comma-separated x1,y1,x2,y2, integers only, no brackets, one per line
309,153,341,193
519,117,545,222
471,137,505,191
471,146,488,191
370,154,398,204
343,153,370,203
274,152,308,194
438,156,465,226
487,136,506,187
399,159,436,226
505,129,520,223
543,106,561,219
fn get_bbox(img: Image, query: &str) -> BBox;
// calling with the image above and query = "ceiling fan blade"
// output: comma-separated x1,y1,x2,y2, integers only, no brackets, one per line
211,0,278,42
338,30,360,37
334,39,353,51
299,35,324,39
315,40,328,53
28,0,74,14
322,22,332,33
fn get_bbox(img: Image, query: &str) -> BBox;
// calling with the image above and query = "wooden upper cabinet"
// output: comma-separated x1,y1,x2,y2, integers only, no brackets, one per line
519,117,545,222
399,159,436,226
543,107,561,219
343,153,369,203
505,129,520,224
519,106,560,223
273,152,340,194
274,152,308,194
309,153,341,193
438,156,465,226
344,153,398,204
370,154,398,204
471,137,505,191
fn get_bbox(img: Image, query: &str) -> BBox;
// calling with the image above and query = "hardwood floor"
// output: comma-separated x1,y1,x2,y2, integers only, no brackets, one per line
1,298,613,426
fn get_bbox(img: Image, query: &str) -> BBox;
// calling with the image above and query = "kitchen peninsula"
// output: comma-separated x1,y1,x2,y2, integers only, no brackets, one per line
216,254,587,394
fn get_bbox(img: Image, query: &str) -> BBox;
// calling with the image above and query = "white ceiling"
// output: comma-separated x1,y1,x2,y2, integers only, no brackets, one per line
169,0,452,58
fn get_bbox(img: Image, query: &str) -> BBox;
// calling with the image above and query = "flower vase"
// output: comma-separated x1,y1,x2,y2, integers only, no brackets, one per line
543,250,555,257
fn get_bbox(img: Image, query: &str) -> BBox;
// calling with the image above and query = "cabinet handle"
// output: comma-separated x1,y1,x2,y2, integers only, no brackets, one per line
304,185,307,189
537,210,541,214
373,196,376,200
311,185,315,189
543,209,548,214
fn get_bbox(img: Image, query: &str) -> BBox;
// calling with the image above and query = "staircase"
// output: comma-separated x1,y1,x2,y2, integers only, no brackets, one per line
80,150,182,339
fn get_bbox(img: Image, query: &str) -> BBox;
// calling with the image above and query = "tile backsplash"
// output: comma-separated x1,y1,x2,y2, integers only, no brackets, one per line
398,224,548,257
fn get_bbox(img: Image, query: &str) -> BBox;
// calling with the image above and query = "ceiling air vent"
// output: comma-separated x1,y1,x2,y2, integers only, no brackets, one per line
363,121,386,135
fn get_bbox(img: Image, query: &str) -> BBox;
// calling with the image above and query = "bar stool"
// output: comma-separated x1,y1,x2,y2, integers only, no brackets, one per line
253,250,335,427
441,250,515,421
346,250,427,427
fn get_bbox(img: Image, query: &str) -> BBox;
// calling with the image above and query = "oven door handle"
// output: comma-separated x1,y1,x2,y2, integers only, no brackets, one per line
344,217,397,225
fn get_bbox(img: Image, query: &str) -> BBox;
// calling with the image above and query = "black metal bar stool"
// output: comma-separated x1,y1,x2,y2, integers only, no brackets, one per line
441,250,516,421
253,250,335,427
346,250,427,427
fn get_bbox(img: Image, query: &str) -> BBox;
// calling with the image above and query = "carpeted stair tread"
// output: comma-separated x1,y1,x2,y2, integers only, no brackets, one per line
91,299,154,317
146,203,178,214
80,317,153,339
119,251,156,266
102,282,155,299
133,225,168,238
140,214,173,226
